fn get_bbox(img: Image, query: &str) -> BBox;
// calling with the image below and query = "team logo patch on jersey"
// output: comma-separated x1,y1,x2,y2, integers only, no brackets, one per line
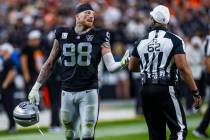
62,32,68,39
86,35,94,42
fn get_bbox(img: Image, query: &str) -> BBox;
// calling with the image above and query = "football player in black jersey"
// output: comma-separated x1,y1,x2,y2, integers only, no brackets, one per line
28,3,129,140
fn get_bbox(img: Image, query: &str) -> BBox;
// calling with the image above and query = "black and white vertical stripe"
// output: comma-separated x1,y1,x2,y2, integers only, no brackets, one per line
133,27,185,85
169,86,186,140
204,35,210,57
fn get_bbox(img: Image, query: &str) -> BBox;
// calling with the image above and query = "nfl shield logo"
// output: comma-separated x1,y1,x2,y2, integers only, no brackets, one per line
62,33,68,39
86,35,94,42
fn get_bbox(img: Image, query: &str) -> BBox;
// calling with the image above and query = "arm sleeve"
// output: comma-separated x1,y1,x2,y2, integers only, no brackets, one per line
174,38,186,54
102,52,122,73
131,40,140,58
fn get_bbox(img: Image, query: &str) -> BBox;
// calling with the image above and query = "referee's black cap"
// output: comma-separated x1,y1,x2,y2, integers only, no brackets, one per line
75,3,94,14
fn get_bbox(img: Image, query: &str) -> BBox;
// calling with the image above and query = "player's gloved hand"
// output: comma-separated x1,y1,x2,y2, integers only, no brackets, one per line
120,50,130,67
28,82,41,105
192,90,202,110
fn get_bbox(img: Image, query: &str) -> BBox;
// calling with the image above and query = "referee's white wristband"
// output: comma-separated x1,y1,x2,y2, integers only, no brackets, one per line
32,82,42,90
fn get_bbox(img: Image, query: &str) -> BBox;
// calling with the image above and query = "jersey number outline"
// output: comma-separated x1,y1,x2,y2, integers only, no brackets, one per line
63,42,92,66
147,39,161,52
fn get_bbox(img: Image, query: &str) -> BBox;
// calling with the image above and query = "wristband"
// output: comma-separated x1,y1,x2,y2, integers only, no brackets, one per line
192,90,200,98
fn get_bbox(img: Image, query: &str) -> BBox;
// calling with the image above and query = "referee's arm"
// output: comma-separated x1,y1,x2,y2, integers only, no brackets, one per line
175,54,197,91
175,53,202,109
204,57,210,73
129,56,140,72
129,42,141,72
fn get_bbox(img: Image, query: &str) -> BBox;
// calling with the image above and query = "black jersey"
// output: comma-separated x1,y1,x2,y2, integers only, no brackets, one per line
55,27,110,92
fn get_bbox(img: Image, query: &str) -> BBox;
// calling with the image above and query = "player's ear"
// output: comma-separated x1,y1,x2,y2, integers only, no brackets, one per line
75,13,81,21
150,17,155,26
75,14,79,20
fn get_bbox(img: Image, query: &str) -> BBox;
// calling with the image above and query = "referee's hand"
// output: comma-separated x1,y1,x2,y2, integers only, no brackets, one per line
192,91,202,109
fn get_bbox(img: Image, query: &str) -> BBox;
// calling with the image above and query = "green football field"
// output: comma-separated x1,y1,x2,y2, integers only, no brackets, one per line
0,115,208,140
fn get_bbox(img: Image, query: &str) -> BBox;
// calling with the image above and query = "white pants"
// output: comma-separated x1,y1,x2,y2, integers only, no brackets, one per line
61,89,98,139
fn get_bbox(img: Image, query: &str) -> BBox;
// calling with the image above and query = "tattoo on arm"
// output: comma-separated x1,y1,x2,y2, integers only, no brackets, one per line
101,42,111,48
36,40,60,85
101,42,112,56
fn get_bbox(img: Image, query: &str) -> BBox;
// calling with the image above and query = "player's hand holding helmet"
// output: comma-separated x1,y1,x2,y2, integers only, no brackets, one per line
28,82,41,105
120,50,130,67
13,101,39,127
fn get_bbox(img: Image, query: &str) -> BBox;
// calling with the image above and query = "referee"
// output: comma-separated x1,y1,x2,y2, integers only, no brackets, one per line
129,5,202,140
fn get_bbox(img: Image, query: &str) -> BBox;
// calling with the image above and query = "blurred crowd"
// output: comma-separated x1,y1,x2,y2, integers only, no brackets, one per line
0,0,209,132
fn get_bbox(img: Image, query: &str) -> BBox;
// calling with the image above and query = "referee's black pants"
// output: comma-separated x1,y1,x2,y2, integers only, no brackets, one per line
141,85,187,140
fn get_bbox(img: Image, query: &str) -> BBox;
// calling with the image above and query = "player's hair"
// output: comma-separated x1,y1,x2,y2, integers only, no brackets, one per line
150,17,167,29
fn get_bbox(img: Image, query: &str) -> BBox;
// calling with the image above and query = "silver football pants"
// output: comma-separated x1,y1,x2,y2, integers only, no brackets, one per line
60,89,98,140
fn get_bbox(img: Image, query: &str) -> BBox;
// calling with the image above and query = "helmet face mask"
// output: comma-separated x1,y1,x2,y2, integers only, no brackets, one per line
13,101,39,127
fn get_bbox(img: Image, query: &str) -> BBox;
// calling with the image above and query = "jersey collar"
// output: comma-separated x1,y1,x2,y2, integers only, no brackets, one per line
149,26,168,32
73,27,94,36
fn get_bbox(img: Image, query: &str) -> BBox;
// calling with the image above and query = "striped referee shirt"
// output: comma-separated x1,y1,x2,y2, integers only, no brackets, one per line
132,27,185,85
204,35,210,57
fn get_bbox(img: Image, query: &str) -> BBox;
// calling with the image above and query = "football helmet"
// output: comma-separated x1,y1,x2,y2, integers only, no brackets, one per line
13,101,39,127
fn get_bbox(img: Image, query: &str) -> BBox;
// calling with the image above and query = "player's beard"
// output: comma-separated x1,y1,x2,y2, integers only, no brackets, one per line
76,19,94,33
83,20,94,29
